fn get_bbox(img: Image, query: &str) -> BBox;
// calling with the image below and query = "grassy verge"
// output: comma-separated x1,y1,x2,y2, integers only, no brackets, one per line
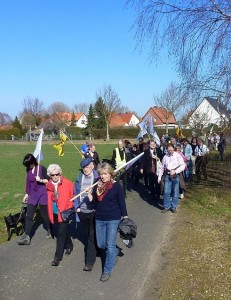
145,154,231,299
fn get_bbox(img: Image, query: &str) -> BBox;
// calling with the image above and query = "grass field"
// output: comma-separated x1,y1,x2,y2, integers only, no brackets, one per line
0,141,116,242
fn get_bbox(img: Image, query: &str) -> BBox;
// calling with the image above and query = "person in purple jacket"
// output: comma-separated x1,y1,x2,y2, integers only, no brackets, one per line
17,153,50,245
90,162,128,282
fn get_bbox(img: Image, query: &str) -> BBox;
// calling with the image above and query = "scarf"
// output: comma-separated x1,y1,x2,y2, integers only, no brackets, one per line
96,179,114,201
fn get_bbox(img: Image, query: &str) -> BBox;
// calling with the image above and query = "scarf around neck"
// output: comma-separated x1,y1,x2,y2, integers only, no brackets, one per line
96,179,114,201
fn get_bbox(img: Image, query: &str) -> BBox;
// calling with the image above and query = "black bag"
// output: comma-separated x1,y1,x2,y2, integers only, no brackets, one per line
118,217,137,239
61,207,76,222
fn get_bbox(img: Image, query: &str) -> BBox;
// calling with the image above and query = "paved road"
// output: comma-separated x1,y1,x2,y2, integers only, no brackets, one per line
0,183,174,300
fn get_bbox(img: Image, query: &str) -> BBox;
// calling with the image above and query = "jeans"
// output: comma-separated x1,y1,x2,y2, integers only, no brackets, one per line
78,211,97,265
163,174,180,209
96,219,120,274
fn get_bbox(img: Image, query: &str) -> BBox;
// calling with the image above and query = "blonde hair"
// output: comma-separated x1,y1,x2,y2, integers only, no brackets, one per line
97,162,114,177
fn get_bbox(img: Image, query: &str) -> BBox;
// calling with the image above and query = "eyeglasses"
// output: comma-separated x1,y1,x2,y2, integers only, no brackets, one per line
50,173,60,177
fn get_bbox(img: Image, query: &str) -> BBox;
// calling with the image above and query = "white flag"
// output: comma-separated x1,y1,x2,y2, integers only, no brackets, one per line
33,129,44,161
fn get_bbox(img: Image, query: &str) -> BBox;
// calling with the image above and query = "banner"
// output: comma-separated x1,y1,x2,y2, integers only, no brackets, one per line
114,152,144,173
33,129,44,161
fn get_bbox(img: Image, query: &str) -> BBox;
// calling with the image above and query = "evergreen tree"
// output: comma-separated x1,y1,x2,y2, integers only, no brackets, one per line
12,116,23,134
71,111,76,126
86,104,96,133
94,97,106,129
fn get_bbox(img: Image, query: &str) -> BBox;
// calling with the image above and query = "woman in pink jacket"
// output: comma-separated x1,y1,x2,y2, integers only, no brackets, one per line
47,164,74,266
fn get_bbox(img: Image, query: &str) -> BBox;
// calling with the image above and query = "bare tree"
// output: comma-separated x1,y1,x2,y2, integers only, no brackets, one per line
154,82,188,133
96,84,122,140
0,112,12,125
20,97,44,128
47,101,70,115
127,0,231,108
73,103,89,115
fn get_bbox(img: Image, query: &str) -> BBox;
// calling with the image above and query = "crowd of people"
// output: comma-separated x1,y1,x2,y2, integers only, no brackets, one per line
17,133,226,281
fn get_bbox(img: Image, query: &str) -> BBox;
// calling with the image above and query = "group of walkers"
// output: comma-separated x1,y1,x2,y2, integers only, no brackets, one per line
16,133,226,281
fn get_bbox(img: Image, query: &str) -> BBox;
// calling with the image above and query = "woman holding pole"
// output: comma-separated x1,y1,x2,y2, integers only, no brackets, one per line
18,153,50,245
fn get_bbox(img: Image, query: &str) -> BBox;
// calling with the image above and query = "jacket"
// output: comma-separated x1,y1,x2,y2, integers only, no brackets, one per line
118,217,137,239
47,177,74,223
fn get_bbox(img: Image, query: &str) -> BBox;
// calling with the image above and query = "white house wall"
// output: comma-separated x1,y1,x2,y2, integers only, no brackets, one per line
129,115,140,127
189,99,221,127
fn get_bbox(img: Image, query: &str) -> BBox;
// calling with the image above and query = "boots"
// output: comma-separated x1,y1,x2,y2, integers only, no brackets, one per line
17,233,30,245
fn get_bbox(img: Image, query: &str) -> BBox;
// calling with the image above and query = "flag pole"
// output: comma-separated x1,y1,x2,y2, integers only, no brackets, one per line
70,152,144,202
60,130,83,158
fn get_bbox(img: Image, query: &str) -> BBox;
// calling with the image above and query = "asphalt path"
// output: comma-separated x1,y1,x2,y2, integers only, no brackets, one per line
0,182,174,300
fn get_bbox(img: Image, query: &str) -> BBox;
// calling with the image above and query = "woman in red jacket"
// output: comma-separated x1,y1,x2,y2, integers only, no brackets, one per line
47,164,74,266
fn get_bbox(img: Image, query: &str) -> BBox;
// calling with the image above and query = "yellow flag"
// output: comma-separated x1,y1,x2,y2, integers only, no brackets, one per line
60,132,67,142
53,141,64,156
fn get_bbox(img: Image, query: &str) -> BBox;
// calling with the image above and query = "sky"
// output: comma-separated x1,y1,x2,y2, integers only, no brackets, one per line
0,0,178,120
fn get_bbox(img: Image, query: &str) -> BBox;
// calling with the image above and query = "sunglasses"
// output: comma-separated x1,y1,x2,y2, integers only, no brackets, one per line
50,173,60,177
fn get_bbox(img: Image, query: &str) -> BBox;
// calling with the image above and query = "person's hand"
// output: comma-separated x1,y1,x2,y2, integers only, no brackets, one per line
140,169,143,174
22,194,28,203
158,177,162,184
76,208,81,212
170,170,176,176
35,176,41,182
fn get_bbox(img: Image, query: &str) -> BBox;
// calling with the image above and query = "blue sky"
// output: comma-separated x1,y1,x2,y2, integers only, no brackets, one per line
0,0,178,119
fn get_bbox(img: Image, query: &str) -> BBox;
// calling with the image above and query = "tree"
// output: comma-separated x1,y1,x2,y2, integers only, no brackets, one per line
96,84,122,140
154,82,187,134
128,0,231,109
47,101,70,114
0,112,12,125
12,116,23,134
20,97,44,128
86,104,96,135
94,97,107,129
73,103,89,115
71,111,76,126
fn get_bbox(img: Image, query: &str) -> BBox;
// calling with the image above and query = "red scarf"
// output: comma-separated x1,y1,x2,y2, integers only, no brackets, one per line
96,179,113,201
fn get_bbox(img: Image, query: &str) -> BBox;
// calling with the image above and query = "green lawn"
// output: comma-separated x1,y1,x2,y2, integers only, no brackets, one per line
0,141,116,241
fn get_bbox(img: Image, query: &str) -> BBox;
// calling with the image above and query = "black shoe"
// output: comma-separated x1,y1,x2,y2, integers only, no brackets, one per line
171,208,177,213
51,258,60,266
83,264,93,271
65,248,73,255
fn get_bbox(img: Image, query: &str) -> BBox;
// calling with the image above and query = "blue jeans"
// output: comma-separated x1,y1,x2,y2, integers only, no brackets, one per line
163,174,180,209
96,219,120,274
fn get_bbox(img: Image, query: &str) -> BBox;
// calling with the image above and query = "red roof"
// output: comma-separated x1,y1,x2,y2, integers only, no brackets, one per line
142,107,176,125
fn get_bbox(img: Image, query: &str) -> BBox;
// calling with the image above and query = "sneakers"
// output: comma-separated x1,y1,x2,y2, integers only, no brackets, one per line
161,208,170,213
100,273,111,282
171,208,177,213
17,233,30,245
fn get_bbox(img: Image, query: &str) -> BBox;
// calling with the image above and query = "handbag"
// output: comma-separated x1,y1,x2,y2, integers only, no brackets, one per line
61,207,76,222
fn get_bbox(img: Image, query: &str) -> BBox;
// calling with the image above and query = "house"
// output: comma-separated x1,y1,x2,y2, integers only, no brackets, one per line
188,97,230,128
109,113,140,128
142,107,177,129
55,112,88,128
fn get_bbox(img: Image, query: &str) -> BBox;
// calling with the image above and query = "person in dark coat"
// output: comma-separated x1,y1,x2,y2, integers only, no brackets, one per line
140,139,163,198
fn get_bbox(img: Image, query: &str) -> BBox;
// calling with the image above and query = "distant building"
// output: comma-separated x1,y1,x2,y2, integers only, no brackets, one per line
54,112,88,128
142,107,177,129
109,113,140,128
188,97,230,128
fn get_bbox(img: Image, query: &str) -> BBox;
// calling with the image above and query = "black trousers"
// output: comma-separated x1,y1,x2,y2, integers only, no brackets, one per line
53,214,73,260
195,156,208,180
147,173,160,196
78,211,97,265
25,204,50,236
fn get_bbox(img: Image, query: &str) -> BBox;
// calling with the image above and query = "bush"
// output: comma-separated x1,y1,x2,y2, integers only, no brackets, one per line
0,128,22,140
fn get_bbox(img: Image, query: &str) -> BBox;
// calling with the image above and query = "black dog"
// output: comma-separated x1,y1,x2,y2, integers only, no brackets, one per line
4,205,27,241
